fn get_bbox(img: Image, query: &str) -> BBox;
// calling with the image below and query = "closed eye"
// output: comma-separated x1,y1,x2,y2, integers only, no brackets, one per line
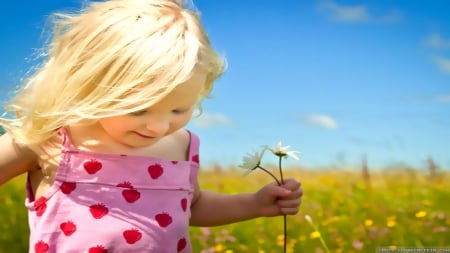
172,109,189,114
129,110,147,116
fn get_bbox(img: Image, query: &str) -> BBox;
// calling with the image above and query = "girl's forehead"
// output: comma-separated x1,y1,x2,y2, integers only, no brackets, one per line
138,66,207,107
171,67,206,95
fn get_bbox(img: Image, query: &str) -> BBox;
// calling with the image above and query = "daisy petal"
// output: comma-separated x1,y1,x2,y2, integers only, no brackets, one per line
264,141,301,160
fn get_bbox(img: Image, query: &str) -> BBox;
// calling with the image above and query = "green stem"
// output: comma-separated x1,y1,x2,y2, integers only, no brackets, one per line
283,215,287,253
257,165,281,185
278,156,287,253
307,219,331,253
257,159,288,253
278,156,284,183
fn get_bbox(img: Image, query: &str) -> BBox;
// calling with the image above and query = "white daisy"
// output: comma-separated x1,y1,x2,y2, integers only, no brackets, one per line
239,150,265,177
263,141,301,160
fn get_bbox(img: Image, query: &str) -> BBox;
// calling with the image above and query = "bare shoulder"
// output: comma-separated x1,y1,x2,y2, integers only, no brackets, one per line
0,133,39,185
171,128,191,148
166,128,191,159
31,134,63,175
149,129,191,161
29,133,63,198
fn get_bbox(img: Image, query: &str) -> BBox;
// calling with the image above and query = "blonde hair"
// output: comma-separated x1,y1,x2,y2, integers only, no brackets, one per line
0,0,225,144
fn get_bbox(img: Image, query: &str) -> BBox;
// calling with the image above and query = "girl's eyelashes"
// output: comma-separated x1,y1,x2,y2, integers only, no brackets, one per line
129,110,147,116
172,109,188,114
128,108,189,116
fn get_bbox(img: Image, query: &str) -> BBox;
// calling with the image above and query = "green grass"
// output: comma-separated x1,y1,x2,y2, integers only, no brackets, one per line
0,175,29,253
1,167,449,252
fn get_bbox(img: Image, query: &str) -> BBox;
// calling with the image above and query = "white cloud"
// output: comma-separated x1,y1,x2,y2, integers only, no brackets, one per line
303,113,338,130
433,95,450,103
432,56,450,74
319,1,370,22
317,0,401,23
426,33,450,50
424,34,450,74
407,94,450,104
190,112,234,128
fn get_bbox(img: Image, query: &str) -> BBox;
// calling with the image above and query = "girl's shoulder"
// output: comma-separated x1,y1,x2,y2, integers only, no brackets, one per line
30,133,63,162
171,128,192,147
144,128,196,162
0,133,39,185
31,133,64,181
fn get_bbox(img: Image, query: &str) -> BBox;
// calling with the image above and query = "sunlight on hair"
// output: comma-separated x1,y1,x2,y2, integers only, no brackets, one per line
0,0,225,144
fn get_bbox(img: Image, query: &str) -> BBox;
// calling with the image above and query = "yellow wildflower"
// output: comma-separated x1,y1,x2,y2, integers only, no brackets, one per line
387,220,396,227
277,234,285,246
364,219,373,227
387,216,396,227
215,244,224,251
322,216,340,226
310,231,321,239
415,211,427,218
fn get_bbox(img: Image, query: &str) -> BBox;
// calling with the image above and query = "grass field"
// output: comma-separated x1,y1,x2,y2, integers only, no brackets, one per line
1,166,449,252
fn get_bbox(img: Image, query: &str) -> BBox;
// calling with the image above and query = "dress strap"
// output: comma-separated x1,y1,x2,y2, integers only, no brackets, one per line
25,173,35,202
186,130,200,164
186,130,200,187
58,128,75,149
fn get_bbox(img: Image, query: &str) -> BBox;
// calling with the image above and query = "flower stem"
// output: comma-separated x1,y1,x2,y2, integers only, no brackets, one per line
305,216,331,253
278,156,284,183
256,160,288,253
257,166,281,185
278,156,287,253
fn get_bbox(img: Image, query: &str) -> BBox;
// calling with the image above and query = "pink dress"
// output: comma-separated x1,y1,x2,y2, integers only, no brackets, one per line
25,129,199,253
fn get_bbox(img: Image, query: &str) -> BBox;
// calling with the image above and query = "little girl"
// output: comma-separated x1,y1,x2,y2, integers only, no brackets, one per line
0,0,303,252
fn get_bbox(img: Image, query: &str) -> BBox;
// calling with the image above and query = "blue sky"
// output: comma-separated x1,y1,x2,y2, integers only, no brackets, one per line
0,1,449,169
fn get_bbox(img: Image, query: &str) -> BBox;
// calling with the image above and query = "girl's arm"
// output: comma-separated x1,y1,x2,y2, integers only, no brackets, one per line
0,133,38,186
189,178,302,227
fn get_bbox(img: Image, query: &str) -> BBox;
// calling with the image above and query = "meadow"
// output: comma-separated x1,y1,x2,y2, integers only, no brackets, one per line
1,165,449,253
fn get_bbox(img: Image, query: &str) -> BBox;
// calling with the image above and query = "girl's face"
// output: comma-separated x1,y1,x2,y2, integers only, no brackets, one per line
97,68,206,148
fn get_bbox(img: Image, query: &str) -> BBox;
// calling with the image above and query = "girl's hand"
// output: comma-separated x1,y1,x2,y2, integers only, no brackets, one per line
253,178,303,217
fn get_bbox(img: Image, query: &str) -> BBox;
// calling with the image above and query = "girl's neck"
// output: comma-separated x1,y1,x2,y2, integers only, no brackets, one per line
65,124,190,161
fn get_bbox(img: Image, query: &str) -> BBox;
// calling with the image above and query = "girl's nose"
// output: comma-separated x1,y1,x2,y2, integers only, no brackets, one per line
145,118,170,137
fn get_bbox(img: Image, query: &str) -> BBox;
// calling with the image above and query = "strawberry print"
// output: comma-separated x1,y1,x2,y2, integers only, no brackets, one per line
180,198,188,212
148,163,164,179
60,220,77,236
117,182,141,203
88,245,108,253
83,159,103,174
35,240,49,253
171,161,178,164
122,188,141,203
34,196,47,217
177,238,187,252
89,203,109,219
191,154,199,164
123,228,142,244
116,181,133,188
60,181,76,194
155,212,173,228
